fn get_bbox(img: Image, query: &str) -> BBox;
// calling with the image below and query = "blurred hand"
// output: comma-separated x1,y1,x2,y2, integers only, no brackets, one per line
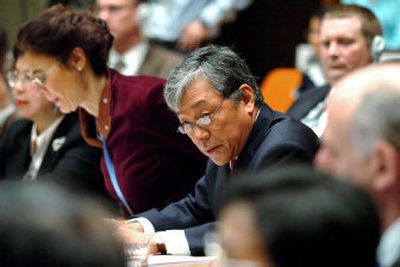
178,20,209,51
113,220,160,255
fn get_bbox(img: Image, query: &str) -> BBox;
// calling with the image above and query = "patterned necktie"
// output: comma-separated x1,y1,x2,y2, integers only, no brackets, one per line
30,139,37,157
230,159,237,175
24,139,38,181
114,57,126,73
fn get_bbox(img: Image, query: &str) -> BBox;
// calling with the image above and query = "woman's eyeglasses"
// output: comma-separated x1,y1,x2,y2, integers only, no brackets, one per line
7,62,60,89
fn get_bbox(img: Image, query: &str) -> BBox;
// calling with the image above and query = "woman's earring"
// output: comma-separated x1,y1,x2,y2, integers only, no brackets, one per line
52,104,60,114
77,66,82,72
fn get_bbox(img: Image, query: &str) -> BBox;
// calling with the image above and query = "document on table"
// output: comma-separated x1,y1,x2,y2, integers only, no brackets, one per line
148,255,215,266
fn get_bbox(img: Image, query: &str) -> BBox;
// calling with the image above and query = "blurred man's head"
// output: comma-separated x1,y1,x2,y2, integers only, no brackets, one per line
96,0,140,53
0,181,126,267
315,63,400,228
218,166,380,267
319,5,382,85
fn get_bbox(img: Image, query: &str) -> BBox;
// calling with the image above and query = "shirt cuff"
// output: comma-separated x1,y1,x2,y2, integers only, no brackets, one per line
157,230,191,255
128,217,155,233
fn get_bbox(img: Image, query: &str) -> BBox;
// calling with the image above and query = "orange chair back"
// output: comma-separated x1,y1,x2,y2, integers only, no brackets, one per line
260,68,302,112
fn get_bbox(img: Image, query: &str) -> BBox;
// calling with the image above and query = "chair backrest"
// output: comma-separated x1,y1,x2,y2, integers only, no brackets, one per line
260,68,303,112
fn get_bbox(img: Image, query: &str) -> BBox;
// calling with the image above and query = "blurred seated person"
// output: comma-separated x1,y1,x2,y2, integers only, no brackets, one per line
0,46,106,198
117,45,320,256
218,165,381,267
0,27,19,139
295,8,327,92
287,4,383,137
138,0,253,51
0,181,126,267
48,0,93,10
96,0,184,78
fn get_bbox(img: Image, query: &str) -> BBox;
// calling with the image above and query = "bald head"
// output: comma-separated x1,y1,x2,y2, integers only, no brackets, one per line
335,62,400,96
325,62,400,131
315,63,400,228
317,62,400,171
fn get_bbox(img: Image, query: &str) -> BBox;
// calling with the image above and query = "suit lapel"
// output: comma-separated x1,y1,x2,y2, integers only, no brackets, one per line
288,85,331,119
236,105,275,172
38,115,72,176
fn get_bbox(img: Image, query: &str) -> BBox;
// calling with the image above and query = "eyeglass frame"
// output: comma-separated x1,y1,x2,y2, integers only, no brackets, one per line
177,98,228,135
7,61,60,90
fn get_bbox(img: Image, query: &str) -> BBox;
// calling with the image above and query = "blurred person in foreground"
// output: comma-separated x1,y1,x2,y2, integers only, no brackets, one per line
119,45,320,256
0,181,126,267
14,4,206,216
315,63,400,267
0,46,106,198
295,8,327,91
218,166,381,267
95,0,183,78
288,4,383,137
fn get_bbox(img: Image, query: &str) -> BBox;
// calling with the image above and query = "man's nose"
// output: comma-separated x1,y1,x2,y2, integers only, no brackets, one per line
327,42,340,57
97,9,109,21
12,80,25,92
314,148,331,173
190,125,210,143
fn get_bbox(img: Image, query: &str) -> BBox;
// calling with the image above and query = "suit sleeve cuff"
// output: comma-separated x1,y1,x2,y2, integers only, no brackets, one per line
128,217,155,233
157,230,191,255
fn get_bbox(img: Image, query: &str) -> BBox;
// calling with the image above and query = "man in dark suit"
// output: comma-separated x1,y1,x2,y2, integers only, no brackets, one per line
287,5,383,137
0,112,106,197
118,45,320,256
314,63,400,267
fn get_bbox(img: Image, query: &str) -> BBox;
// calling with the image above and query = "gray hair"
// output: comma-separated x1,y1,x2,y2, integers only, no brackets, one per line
164,45,264,113
351,89,400,158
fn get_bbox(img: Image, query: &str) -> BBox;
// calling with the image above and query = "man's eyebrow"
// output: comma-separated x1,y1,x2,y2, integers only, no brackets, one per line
177,99,208,115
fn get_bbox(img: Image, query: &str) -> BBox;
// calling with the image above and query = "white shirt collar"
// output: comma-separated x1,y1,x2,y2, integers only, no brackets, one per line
377,217,400,267
24,116,64,180
108,41,149,75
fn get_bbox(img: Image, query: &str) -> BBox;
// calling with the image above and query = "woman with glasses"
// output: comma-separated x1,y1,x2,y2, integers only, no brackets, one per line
13,4,205,216
0,46,107,198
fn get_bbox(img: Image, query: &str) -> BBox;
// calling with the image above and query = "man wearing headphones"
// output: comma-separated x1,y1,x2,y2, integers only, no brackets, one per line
287,4,384,137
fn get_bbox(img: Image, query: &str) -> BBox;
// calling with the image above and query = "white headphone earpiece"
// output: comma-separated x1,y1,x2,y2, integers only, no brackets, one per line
371,35,385,62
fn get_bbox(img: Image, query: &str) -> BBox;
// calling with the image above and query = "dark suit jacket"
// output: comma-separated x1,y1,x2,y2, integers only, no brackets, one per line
0,109,20,140
138,44,184,79
0,112,106,197
80,70,206,214
137,105,320,255
393,257,400,267
287,85,331,120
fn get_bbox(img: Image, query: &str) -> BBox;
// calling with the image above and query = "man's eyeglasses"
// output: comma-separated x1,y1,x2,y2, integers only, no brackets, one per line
7,62,60,89
178,99,227,135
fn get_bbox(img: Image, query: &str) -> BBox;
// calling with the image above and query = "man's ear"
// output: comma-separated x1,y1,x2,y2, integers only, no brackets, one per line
238,83,256,113
68,47,87,71
371,140,400,193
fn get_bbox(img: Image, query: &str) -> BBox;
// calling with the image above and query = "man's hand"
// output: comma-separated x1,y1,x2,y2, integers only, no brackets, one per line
178,20,209,51
114,221,160,255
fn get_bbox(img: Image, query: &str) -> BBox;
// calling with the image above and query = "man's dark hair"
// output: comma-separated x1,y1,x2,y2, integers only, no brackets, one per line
0,181,126,267
219,165,381,267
